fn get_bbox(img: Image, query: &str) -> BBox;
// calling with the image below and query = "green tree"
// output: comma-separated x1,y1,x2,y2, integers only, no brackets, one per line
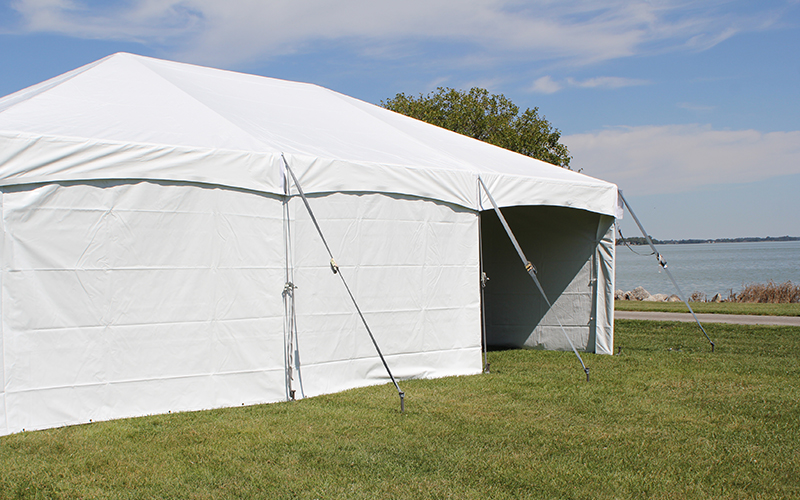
382,87,572,169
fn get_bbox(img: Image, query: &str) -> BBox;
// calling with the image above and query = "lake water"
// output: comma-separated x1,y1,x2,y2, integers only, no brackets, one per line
615,240,800,298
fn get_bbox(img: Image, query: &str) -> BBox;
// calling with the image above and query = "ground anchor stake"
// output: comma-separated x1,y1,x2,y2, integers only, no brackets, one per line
618,191,716,352
283,154,405,412
478,176,591,381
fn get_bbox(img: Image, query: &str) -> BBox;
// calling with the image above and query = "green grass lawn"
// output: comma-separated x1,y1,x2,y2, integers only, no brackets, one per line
2,321,798,499
615,299,800,316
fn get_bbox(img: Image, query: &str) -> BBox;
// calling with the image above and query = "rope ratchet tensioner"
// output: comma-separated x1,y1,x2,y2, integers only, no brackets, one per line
477,175,589,382
282,154,405,412
618,190,716,352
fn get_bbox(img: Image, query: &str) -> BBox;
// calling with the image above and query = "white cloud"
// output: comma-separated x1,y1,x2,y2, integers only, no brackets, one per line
10,0,204,43
530,76,563,94
7,0,787,68
426,76,452,90
531,75,650,93
563,125,800,195
565,76,650,89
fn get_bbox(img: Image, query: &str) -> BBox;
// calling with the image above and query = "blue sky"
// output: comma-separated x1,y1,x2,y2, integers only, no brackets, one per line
1,0,798,239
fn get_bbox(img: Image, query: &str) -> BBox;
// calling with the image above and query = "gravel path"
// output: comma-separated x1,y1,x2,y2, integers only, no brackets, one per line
615,311,800,326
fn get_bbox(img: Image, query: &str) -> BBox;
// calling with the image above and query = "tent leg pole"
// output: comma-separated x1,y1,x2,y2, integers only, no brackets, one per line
282,154,406,410
478,176,590,381
478,211,489,374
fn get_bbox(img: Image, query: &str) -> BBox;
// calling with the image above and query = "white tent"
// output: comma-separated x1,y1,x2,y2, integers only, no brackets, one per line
0,53,620,435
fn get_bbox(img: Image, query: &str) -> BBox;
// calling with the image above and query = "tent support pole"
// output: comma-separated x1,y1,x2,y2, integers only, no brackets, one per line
477,177,590,382
282,173,295,401
618,191,715,352
282,169,304,401
281,154,406,412
478,212,489,373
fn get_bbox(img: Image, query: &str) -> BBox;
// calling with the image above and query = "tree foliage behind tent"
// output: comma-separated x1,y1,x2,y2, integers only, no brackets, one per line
382,87,573,169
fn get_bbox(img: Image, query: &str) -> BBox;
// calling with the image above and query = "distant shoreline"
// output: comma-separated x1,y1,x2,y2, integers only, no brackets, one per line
617,236,800,246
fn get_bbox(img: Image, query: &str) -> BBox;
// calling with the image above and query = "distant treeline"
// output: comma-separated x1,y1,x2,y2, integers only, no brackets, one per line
617,235,800,246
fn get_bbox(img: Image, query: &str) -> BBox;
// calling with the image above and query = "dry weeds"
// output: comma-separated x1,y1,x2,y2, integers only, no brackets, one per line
728,281,800,304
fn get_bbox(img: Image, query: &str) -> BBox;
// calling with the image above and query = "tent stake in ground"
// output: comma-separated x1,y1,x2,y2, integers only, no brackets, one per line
618,191,716,352
478,177,591,382
281,155,406,412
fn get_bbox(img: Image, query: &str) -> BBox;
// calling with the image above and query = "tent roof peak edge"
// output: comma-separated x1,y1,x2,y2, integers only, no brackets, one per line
0,53,620,217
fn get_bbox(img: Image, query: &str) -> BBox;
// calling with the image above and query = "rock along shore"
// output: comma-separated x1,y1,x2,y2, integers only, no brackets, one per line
615,286,726,303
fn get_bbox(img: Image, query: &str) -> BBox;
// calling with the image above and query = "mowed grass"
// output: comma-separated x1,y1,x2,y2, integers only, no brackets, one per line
2,321,798,499
615,299,800,316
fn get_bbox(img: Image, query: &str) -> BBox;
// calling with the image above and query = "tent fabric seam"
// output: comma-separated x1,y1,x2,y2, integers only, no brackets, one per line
130,56,275,152
0,131,613,191
0,132,617,215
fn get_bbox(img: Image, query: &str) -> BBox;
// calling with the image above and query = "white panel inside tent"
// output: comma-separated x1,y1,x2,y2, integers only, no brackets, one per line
481,206,615,354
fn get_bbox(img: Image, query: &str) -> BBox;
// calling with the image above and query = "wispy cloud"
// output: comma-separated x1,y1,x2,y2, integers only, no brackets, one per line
531,75,650,93
530,76,563,94
426,76,452,90
9,0,205,44
566,76,650,89
564,125,800,195
6,0,789,69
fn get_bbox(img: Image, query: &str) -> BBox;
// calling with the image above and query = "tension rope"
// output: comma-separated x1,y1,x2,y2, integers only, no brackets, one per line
477,177,590,382
618,191,715,352
617,226,655,256
281,155,406,412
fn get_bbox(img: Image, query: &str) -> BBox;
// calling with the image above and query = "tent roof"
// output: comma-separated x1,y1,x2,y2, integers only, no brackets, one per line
0,53,620,216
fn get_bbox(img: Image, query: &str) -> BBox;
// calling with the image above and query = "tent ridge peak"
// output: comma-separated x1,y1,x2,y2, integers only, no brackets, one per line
112,53,280,152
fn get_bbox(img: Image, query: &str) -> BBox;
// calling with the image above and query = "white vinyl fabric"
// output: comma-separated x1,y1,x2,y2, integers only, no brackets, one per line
0,180,482,435
592,216,616,356
0,53,620,216
288,193,480,399
1,181,287,433
0,53,619,435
